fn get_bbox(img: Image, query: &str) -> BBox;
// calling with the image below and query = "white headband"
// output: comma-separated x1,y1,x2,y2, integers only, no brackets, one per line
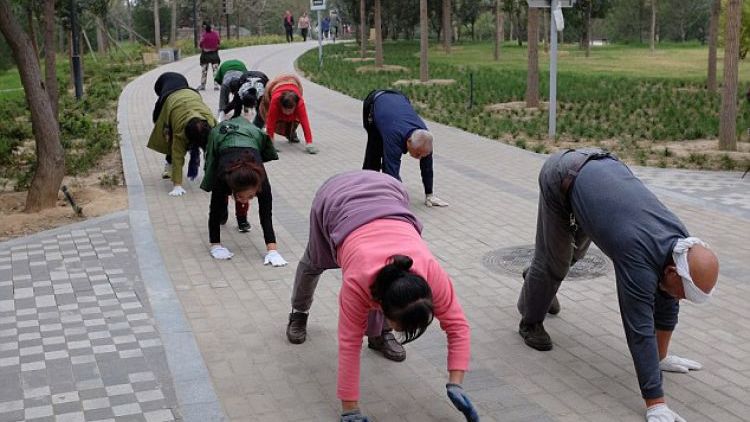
672,237,714,304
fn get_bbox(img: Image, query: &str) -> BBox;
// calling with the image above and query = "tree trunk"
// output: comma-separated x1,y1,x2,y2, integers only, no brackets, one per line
650,0,656,51
542,9,548,53
360,0,366,58
0,0,65,212
494,0,503,61
516,9,523,46
27,1,40,60
442,0,451,53
42,0,57,118
420,0,428,82
585,0,592,57
171,0,177,47
127,0,134,42
525,7,540,108
719,0,741,151
707,0,720,93
374,0,383,66
154,0,161,50
96,16,108,53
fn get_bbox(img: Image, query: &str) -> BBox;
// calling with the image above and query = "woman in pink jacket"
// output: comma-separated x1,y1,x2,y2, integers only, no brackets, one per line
285,170,478,422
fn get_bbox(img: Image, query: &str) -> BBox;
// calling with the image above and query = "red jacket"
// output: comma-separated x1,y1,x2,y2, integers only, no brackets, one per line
199,30,220,51
266,83,313,143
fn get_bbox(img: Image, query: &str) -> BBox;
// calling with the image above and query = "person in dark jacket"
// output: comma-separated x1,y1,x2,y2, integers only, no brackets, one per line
362,89,449,207
517,148,719,422
221,70,269,128
187,115,287,266
283,10,295,42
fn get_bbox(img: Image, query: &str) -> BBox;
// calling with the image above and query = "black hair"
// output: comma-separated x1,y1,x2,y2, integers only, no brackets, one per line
222,151,266,194
280,91,299,110
241,88,258,109
184,118,210,150
370,255,434,345
203,22,212,32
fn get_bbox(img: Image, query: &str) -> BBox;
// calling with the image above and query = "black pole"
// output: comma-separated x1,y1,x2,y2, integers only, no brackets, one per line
226,14,230,38
192,0,198,49
70,0,83,100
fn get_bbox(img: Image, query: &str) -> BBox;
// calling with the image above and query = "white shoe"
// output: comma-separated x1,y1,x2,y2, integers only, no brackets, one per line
425,194,449,207
162,163,172,179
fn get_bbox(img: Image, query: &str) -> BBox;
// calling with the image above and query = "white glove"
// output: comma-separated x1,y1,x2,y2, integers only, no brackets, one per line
168,185,186,196
210,245,234,260
659,355,702,373
218,110,226,122
646,404,686,422
264,250,288,267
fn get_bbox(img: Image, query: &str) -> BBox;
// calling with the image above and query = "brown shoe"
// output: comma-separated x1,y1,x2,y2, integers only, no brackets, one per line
368,332,406,362
286,312,308,344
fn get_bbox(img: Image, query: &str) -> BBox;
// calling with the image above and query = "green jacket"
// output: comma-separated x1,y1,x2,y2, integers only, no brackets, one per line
200,116,274,192
147,89,216,185
214,59,247,85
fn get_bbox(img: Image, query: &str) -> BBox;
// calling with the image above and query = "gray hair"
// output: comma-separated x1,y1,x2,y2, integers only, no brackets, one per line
410,129,434,153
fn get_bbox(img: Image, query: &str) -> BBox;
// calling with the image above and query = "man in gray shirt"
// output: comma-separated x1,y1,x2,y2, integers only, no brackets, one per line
517,148,719,422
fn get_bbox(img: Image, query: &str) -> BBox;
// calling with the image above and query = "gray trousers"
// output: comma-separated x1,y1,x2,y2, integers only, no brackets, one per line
218,71,244,114
291,246,389,338
517,150,598,325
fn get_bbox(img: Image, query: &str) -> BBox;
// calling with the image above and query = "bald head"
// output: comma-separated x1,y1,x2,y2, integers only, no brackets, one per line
688,244,719,294
406,129,433,159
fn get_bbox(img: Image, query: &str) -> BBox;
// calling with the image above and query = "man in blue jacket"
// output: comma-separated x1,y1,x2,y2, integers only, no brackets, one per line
362,89,449,207
518,148,719,422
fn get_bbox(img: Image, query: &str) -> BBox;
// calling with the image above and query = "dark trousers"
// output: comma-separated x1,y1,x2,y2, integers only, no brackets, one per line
517,149,619,325
301,28,309,41
285,27,294,42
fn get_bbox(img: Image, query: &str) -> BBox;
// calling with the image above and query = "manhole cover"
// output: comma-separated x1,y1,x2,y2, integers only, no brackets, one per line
482,245,609,280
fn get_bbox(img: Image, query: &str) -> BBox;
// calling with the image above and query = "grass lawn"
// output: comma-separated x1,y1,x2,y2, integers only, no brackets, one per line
431,42,750,82
298,40,750,170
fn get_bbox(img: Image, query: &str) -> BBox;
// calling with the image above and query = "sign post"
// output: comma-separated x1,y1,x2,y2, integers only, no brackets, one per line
311,0,326,68
526,0,575,139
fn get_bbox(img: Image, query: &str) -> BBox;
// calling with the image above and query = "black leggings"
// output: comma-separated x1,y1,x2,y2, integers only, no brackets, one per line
208,148,276,245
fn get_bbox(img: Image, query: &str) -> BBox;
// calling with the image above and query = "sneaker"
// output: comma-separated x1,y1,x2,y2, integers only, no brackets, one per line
286,312,309,344
519,322,552,351
237,221,252,233
196,84,205,91
161,163,172,179
424,194,449,207
305,145,318,155
368,332,406,362
521,268,561,315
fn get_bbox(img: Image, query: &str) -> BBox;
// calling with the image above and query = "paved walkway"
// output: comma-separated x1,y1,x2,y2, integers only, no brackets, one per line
3,41,749,422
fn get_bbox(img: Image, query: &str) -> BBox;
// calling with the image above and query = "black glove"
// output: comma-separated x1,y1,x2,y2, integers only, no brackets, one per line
446,383,480,422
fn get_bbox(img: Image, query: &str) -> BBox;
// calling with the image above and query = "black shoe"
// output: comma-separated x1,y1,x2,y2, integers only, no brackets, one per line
522,267,561,315
237,221,251,233
367,332,406,362
289,132,301,143
286,312,308,344
519,322,552,351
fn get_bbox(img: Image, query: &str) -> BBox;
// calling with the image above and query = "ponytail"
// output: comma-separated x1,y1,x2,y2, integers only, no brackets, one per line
371,255,434,344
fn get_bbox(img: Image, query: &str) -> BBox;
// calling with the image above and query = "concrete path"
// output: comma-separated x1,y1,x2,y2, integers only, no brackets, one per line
7,40,749,422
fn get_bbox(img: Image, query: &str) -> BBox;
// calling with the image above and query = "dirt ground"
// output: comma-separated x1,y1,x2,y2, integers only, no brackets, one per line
0,150,127,242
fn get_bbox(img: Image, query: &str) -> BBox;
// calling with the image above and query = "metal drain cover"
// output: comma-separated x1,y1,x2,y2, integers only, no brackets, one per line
482,245,610,280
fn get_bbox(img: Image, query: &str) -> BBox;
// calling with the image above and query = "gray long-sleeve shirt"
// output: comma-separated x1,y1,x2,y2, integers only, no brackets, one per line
570,158,686,399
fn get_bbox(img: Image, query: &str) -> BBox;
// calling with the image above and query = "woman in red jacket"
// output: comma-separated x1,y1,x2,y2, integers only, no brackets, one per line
259,74,318,154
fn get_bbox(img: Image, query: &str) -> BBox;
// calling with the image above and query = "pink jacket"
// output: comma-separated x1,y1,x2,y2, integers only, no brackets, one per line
335,219,471,401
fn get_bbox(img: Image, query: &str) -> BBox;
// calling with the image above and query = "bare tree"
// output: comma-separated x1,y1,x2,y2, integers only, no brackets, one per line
419,0,428,82
719,0,741,151
154,0,161,50
707,0,720,93
0,0,65,212
374,0,383,66
42,0,57,117
360,0,366,58
494,0,503,61
650,0,656,51
26,0,40,59
585,0,592,57
525,7,540,107
442,0,451,53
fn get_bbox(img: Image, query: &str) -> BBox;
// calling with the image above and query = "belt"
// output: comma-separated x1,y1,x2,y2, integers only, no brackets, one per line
560,150,614,198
